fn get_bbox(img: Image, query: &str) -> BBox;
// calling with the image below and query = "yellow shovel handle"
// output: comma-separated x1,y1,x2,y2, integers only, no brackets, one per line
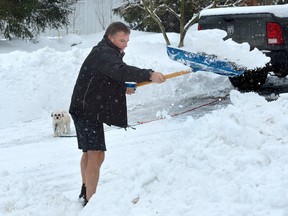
136,70,190,87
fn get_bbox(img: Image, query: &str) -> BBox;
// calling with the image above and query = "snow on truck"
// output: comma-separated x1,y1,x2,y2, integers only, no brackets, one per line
198,4,288,91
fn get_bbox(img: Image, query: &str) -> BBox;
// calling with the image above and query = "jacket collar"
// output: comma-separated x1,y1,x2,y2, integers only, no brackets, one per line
102,35,125,55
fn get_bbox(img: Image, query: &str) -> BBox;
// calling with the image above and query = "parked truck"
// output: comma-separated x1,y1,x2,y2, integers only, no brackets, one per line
198,4,288,91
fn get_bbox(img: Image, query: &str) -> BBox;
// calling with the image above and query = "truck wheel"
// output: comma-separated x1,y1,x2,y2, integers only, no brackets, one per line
272,63,288,77
229,69,268,91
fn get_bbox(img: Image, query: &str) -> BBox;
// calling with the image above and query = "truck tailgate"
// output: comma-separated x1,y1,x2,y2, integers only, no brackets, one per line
199,13,272,50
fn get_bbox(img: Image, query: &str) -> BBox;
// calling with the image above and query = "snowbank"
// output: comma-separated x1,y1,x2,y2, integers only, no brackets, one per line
1,28,288,216
200,4,288,18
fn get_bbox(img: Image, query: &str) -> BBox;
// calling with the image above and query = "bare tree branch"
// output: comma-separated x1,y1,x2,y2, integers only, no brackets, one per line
134,0,247,47
157,4,180,20
141,0,171,45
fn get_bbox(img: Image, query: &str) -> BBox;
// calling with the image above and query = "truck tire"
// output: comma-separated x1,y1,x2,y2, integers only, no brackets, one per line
229,69,268,91
272,63,288,77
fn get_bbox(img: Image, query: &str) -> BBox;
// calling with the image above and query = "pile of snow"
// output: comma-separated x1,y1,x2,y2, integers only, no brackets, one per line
200,4,288,18
2,90,288,216
0,171,81,216
81,90,288,216
1,26,288,216
182,28,270,70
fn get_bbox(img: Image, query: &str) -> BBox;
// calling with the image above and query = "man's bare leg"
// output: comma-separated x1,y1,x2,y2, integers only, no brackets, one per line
79,153,88,199
85,150,105,201
80,152,88,184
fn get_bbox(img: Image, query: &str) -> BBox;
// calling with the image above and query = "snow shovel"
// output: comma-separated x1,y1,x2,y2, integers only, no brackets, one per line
166,46,245,77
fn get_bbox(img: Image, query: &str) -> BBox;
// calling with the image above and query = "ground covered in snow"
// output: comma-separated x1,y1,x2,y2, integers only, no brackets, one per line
1,26,288,216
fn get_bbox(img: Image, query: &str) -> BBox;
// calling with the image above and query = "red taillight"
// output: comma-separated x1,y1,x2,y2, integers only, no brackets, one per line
267,22,284,45
198,24,202,31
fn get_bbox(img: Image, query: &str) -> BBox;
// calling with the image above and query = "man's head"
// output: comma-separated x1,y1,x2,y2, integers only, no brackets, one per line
105,22,130,52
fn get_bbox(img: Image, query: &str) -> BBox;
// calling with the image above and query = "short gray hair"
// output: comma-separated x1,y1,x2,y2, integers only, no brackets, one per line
104,22,131,37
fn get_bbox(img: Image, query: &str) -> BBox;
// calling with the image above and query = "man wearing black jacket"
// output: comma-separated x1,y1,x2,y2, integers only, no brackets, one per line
69,22,165,206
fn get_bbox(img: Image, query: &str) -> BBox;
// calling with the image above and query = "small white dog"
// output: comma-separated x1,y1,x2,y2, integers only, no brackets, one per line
51,110,71,137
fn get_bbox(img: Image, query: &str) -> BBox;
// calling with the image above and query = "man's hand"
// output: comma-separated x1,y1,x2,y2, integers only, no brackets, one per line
150,72,166,83
126,87,136,95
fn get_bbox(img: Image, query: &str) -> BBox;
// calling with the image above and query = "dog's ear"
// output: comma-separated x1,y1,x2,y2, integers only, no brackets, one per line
51,113,54,117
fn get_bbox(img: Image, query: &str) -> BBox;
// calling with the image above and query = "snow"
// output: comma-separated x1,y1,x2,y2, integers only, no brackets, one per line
200,4,288,18
180,28,270,69
1,26,288,216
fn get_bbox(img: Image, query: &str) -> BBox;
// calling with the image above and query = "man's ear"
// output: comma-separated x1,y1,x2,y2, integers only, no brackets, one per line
108,35,113,42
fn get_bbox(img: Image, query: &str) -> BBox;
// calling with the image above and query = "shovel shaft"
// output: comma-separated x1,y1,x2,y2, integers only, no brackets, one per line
136,70,190,87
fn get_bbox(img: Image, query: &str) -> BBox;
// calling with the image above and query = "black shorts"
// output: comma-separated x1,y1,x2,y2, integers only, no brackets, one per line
72,116,106,152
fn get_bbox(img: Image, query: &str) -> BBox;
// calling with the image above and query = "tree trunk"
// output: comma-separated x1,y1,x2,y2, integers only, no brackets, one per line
142,0,171,45
178,0,185,47
179,14,199,48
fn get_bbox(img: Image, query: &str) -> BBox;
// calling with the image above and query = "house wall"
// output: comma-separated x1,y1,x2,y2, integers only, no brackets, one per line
45,0,123,37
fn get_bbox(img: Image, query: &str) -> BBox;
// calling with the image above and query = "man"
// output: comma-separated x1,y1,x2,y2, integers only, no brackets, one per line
69,22,165,206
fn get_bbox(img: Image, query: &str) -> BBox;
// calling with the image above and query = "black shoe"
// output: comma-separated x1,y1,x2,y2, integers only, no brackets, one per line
79,183,86,200
83,199,88,207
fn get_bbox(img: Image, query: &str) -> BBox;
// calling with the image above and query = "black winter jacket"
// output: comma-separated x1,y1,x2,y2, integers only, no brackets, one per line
69,36,152,128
